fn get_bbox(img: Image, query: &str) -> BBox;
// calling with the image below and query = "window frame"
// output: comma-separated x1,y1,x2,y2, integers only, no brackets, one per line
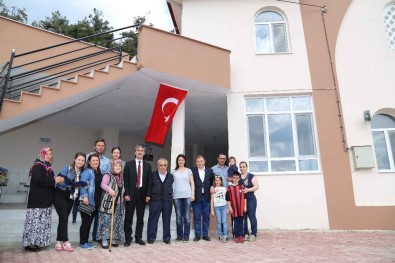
371,114,395,171
254,10,290,54
245,96,320,174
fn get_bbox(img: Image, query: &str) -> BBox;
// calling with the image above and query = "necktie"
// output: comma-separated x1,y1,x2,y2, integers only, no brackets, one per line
136,161,141,188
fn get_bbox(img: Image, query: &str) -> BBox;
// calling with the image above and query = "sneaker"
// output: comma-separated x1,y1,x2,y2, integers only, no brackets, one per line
240,237,245,243
55,242,63,251
235,237,240,243
88,242,96,248
249,235,256,242
79,243,94,250
62,241,74,252
101,240,109,249
221,236,227,243
244,235,250,241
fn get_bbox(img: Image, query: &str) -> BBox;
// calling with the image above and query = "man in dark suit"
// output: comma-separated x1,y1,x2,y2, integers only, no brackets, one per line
146,158,174,245
123,144,152,246
191,155,214,241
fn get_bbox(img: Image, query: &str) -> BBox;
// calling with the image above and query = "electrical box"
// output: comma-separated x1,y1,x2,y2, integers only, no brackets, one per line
351,146,375,169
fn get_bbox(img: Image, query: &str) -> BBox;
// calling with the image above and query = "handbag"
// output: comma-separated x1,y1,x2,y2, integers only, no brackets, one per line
78,202,95,216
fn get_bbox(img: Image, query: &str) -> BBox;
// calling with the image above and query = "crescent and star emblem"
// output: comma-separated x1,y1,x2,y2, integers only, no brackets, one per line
161,97,179,122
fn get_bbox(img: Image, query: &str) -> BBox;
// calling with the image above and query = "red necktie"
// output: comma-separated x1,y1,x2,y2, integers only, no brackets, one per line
136,161,141,188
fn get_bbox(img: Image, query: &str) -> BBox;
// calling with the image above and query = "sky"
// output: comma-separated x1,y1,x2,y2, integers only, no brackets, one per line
4,0,174,32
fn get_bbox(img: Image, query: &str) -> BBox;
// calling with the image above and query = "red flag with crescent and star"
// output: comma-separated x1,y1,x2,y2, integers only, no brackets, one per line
145,83,188,145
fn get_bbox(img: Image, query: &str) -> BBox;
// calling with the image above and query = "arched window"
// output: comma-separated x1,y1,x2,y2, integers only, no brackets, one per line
371,114,395,170
384,2,395,51
255,11,289,53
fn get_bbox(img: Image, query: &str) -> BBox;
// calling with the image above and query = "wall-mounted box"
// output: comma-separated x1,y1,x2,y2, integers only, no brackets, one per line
351,146,375,169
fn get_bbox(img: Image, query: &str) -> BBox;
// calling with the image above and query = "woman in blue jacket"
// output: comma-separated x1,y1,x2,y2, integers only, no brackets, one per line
79,153,101,249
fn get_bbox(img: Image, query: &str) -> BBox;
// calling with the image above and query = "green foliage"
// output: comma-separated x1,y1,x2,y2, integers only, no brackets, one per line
0,0,27,23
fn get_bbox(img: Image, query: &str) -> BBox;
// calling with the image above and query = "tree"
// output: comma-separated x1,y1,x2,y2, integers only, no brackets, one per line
32,10,70,35
0,0,28,23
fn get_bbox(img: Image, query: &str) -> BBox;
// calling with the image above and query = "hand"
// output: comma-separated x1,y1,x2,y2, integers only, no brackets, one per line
229,207,233,215
190,194,195,202
124,195,131,202
211,210,214,217
83,197,89,205
210,186,215,194
146,197,151,203
55,176,64,184
243,188,249,193
226,209,229,215
109,189,116,197
244,206,247,212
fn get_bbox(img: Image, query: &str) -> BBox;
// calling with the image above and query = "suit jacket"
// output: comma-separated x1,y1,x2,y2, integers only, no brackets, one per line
147,171,174,201
123,159,152,199
191,166,214,201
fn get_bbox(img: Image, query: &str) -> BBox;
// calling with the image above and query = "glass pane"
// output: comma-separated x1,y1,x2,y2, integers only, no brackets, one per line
371,114,395,129
266,97,290,111
268,114,294,157
296,114,316,156
299,159,318,171
272,24,288,52
249,161,268,173
256,11,284,23
255,24,271,53
248,116,266,157
246,98,264,112
372,131,390,169
389,131,395,166
292,96,311,111
271,160,296,171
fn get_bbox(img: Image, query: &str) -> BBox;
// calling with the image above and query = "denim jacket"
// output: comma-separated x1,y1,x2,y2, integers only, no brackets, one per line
56,165,77,191
80,168,96,206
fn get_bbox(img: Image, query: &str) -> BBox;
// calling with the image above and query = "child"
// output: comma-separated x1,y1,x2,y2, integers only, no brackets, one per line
226,171,246,243
227,156,239,180
210,175,228,242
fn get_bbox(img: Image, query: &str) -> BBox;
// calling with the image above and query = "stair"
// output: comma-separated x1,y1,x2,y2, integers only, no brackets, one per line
0,204,178,245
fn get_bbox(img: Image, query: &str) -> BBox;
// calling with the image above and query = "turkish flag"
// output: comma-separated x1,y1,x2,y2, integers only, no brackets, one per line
145,83,188,145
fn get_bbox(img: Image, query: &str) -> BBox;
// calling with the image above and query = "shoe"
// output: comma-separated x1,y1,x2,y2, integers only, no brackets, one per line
240,237,245,243
124,239,132,247
202,236,211,241
135,239,146,246
111,242,119,247
235,237,240,243
147,240,154,244
175,237,182,242
93,239,102,243
249,235,256,242
55,242,63,251
87,242,96,248
62,241,74,252
101,240,109,249
79,243,94,250
164,240,171,245
244,235,250,241
193,237,200,242
183,238,189,243
25,245,40,252
221,236,227,243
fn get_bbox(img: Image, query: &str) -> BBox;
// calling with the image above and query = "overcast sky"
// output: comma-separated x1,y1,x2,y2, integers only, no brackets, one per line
4,0,174,32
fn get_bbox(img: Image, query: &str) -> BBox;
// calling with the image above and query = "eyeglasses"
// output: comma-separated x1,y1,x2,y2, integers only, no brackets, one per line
232,177,240,180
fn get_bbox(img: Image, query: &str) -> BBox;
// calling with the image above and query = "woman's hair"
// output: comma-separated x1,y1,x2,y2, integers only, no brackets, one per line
175,154,186,170
70,152,86,171
213,175,223,187
88,153,102,175
111,146,121,154
239,161,248,168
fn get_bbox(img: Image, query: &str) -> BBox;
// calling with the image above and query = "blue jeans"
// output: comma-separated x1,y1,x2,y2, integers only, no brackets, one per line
243,195,257,236
191,195,210,237
173,198,191,239
214,205,228,238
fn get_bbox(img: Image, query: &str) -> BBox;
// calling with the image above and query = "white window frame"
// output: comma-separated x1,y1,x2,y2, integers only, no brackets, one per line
372,114,395,171
245,96,320,174
254,10,290,54
384,2,395,51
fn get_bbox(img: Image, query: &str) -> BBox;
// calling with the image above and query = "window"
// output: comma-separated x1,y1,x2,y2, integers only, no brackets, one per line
246,96,319,173
384,2,395,51
372,114,395,171
255,11,289,53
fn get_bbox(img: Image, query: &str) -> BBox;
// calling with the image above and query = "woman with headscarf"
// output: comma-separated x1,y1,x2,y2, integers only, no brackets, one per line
97,159,125,249
22,148,64,252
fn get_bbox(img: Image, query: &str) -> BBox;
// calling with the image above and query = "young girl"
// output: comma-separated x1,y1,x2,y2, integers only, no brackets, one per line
210,176,228,242
227,156,239,179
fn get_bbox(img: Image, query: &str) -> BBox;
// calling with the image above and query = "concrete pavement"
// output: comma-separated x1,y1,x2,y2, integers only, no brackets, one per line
1,230,394,263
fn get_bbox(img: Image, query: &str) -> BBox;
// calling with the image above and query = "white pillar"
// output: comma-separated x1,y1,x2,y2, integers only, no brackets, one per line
170,101,185,170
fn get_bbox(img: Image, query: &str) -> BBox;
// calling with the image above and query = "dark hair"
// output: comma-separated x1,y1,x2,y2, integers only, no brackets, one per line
88,153,102,175
213,175,223,187
94,138,106,146
71,152,86,172
217,153,227,158
175,154,186,170
195,155,205,161
232,171,241,177
111,147,121,154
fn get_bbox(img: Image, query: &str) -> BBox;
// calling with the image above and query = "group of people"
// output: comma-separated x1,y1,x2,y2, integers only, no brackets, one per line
21,139,259,252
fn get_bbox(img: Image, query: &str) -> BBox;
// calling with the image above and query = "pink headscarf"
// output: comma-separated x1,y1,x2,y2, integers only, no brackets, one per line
29,147,53,176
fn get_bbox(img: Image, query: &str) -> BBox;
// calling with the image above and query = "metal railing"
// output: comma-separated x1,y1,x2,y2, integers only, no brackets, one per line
0,24,138,111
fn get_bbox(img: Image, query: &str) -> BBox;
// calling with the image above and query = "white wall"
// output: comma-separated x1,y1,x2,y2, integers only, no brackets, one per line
336,0,395,205
180,0,329,229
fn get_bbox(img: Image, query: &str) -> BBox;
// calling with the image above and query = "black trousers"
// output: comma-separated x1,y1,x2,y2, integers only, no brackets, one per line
79,208,96,244
147,200,172,242
53,188,74,242
124,188,146,241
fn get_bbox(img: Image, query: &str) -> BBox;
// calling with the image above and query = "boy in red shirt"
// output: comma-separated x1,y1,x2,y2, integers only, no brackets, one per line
226,171,246,243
